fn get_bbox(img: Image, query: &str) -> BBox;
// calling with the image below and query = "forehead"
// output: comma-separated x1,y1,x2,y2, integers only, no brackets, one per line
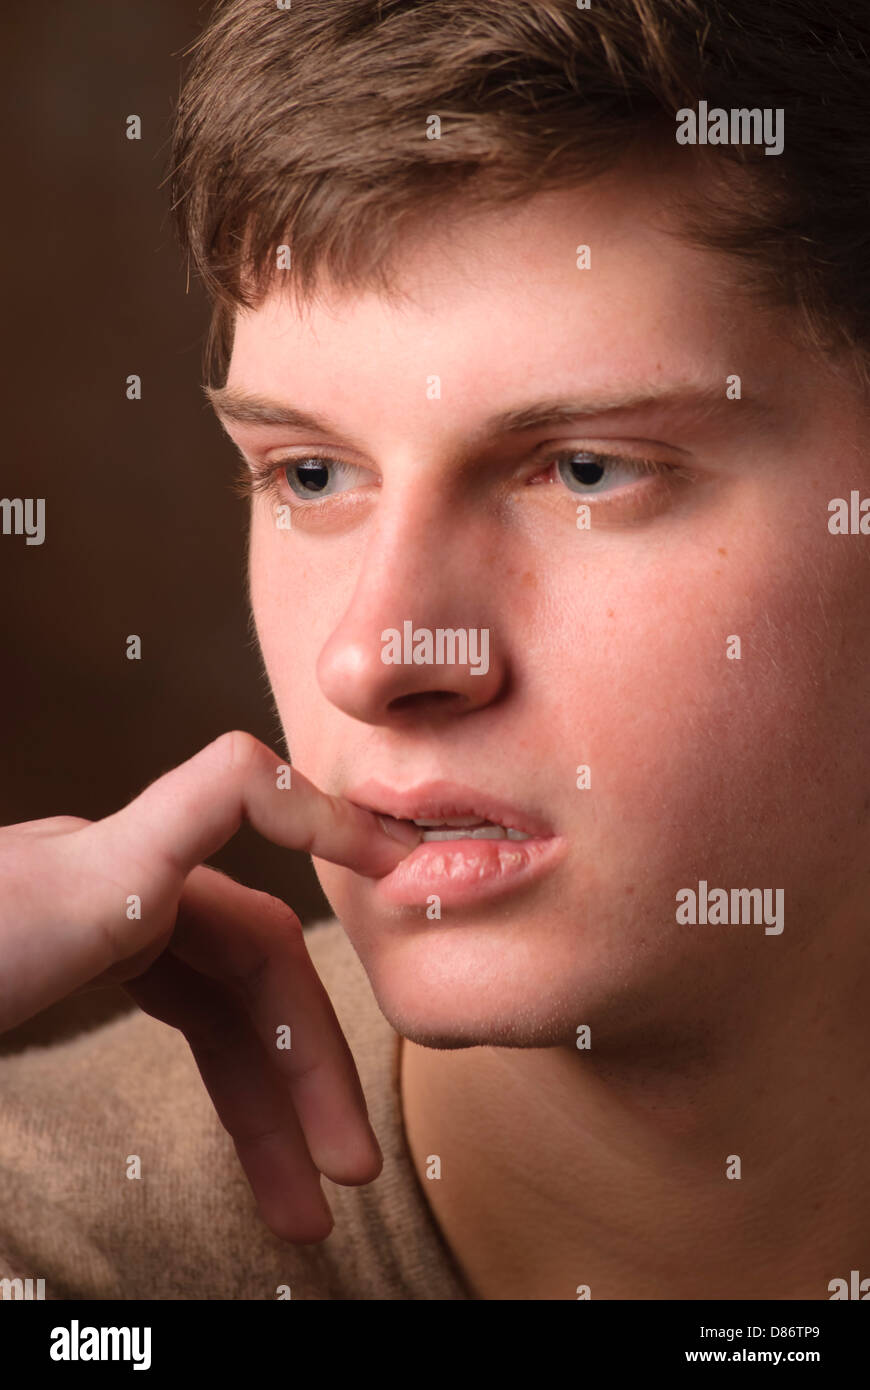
227,165,799,422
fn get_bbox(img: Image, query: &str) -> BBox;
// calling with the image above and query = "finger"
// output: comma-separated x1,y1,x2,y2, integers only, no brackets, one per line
168,866,382,1185
124,951,334,1244
90,730,419,887
8,816,92,837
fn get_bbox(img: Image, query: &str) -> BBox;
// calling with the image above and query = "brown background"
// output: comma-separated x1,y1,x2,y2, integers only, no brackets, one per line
0,3,330,1051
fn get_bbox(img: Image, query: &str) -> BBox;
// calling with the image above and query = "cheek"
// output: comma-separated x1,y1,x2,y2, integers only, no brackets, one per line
249,523,334,757
546,527,870,909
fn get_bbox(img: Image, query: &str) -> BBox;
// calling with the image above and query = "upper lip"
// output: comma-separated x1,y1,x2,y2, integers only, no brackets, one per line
345,779,555,838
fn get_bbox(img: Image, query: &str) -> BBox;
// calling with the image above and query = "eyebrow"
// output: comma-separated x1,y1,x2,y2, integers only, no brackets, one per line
205,381,770,441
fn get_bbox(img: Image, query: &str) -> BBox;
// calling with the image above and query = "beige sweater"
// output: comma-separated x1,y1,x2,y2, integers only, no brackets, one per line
0,920,471,1299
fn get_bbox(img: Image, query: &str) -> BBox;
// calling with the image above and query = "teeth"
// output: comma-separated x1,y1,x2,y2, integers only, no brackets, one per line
418,825,532,842
407,816,533,842
412,817,485,828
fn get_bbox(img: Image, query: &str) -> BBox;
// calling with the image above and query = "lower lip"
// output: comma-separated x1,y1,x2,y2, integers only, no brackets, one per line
376,834,565,909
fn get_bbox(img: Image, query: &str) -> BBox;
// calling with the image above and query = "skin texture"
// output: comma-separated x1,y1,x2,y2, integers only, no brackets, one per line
219,152,870,1297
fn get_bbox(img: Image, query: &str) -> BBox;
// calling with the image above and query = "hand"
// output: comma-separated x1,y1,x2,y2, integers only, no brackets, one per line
0,731,420,1242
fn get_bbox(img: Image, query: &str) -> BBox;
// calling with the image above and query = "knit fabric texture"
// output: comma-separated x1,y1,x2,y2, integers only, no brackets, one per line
0,919,471,1300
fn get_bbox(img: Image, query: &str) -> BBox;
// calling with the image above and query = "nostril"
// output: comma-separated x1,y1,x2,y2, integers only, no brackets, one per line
388,690,467,713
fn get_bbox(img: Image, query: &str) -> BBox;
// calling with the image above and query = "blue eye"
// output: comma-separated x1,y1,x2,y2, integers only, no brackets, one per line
556,451,649,494
283,457,360,499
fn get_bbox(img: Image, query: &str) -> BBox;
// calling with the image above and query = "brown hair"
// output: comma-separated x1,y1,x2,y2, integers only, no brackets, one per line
169,0,870,387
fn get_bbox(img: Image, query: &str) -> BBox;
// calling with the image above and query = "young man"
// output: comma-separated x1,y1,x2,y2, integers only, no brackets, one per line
1,0,869,1300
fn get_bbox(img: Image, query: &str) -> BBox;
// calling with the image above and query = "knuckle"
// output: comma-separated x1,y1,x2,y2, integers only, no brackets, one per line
254,890,302,933
226,897,302,1000
216,729,263,776
232,951,271,1000
232,1119,285,1149
6,814,92,837
44,815,93,833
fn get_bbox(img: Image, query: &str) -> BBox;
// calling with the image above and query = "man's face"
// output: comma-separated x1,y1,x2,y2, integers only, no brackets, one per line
219,161,870,1050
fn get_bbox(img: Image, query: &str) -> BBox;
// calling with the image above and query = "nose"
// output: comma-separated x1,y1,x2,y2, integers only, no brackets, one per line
316,496,508,724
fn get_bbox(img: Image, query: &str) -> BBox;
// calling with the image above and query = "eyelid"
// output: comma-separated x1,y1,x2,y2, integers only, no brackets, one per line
233,440,693,507
535,444,689,488
234,450,377,504
530,445,696,527
535,437,685,467
533,428,693,458
546,448,665,472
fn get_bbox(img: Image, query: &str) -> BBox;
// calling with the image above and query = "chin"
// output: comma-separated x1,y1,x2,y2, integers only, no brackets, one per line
329,883,760,1056
366,987,580,1051
335,908,605,1049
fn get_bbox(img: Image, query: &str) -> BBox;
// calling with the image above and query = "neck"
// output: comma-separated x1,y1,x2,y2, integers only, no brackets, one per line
400,950,870,1300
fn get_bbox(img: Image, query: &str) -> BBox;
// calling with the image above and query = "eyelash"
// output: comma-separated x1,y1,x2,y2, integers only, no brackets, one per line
234,449,678,505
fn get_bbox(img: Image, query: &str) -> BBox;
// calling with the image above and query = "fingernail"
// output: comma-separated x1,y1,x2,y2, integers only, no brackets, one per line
378,814,422,847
